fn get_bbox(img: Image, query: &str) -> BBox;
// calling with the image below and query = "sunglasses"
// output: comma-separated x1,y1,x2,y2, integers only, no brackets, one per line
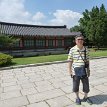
77,39,84,41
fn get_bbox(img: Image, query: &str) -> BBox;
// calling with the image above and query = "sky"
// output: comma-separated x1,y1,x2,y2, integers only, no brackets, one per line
0,0,107,28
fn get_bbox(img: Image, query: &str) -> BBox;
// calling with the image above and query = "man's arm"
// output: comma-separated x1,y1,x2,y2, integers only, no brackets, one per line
68,61,73,76
86,48,90,77
86,61,90,77
67,48,73,77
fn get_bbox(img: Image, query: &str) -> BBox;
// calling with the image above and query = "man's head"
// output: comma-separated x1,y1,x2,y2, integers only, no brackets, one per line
75,35,84,47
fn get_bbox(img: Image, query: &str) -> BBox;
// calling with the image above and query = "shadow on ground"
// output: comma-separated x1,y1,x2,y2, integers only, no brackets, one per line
90,94,107,105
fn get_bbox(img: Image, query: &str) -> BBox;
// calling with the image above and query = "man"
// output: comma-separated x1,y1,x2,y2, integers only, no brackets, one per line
68,35,92,105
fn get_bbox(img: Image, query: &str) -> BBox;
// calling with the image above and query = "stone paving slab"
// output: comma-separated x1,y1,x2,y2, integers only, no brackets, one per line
46,96,73,107
0,90,21,100
21,87,38,96
0,58,107,107
27,101,49,107
27,89,65,103
0,96,29,107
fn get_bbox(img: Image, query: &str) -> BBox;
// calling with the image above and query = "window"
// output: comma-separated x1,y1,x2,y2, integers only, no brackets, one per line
36,39,45,47
57,39,62,47
14,41,20,47
48,39,53,47
24,40,34,47
64,37,74,48
64,38,72,46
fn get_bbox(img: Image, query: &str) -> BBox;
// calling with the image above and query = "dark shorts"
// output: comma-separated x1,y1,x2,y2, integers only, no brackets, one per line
73,75,90,93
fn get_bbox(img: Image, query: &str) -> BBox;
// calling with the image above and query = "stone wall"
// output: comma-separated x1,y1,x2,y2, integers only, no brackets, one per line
1,48,67,57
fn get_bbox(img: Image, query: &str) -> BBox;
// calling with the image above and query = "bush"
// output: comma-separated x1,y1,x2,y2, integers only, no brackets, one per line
0,53,13,66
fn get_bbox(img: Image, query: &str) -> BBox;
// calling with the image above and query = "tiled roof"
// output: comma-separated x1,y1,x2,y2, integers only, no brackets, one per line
0,21,81,37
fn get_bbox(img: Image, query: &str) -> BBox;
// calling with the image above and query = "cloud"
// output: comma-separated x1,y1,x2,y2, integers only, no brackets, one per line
32,12,46,21
0,0,32,24
49,10,83,28
0,0,46,25
0,0,82,28
32,12,46,25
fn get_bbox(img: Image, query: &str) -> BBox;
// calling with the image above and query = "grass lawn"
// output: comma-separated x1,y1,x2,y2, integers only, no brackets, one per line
89,48,107,57
12,49,107,66
90,50,107,57
12,54,68,65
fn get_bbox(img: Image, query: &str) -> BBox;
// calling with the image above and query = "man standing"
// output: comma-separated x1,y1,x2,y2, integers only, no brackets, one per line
68,35,92,105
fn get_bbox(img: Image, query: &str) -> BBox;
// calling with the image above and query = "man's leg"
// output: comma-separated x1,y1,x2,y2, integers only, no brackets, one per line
81,76,89,97
84,92,88,98
81,77,93,104
73,76,81,105
75,92,79,98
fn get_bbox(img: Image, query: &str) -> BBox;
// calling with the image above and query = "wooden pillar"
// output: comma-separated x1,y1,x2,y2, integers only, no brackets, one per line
62,37,64,47
56,37,58,47
22,36,24,48
54,36,56,48
20,36,24,48
34,37,36,48
45,36,48,48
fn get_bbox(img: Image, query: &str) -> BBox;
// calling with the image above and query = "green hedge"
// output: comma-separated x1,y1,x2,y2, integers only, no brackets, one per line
0,53,13,66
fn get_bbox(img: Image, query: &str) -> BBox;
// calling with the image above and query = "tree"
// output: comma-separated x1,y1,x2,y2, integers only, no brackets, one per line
0,34,19,50
79,4,107,49
99,4,107,46
70,4,107,49
70,25,81,32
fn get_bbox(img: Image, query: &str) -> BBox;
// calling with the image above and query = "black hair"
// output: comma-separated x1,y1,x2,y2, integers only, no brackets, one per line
75,35,84,40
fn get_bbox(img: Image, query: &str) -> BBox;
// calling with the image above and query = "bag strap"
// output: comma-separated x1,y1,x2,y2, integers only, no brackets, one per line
84,47,87,62
78,47,87,63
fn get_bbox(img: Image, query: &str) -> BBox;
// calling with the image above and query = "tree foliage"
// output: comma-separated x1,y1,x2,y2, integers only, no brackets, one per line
71,4,107,48
0,34,19,48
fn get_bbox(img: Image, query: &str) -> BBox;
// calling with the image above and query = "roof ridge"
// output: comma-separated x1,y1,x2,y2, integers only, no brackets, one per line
0,21,66,28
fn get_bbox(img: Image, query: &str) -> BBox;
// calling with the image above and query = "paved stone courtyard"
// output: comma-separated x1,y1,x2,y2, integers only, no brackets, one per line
0,58,107,107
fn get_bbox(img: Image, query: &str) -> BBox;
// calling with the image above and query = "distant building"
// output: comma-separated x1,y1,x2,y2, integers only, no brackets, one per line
0,21,81,56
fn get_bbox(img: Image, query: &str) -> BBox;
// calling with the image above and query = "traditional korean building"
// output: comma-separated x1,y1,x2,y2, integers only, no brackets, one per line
0,21,81,56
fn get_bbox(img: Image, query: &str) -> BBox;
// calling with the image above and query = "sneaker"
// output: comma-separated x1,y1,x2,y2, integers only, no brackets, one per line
76,98,81,105
82,97,93,105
